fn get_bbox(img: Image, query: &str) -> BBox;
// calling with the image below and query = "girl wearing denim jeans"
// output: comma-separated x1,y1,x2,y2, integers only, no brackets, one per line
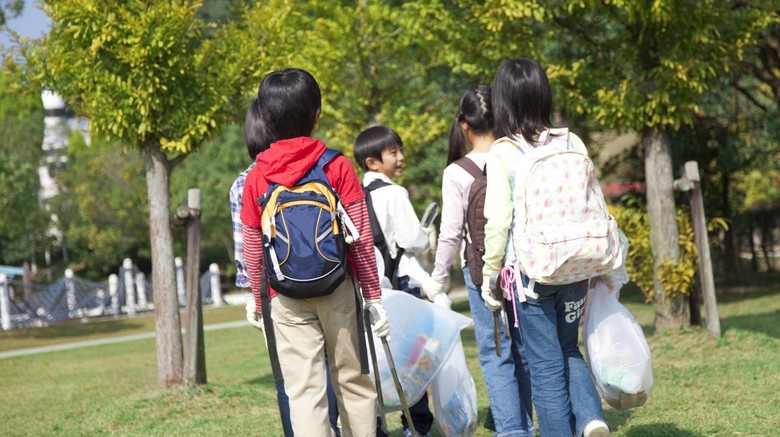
429,85,535,437
480,58,611,437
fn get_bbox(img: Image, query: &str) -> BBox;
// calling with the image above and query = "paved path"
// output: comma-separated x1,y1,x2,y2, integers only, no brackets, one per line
1,287,470,360
0,320,245,359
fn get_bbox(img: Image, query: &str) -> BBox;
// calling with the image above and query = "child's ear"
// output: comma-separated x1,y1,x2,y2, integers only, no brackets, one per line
365,156,379,171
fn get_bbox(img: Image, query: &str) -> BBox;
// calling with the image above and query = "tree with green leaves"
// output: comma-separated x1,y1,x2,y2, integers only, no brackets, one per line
0,69,49,266
0,0,23,28
11,0,276,387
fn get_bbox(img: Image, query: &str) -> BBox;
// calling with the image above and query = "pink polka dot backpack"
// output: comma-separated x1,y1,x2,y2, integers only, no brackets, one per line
500,128,623,285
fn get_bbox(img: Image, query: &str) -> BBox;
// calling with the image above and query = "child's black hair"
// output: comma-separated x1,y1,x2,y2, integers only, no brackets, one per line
244,68,321,155
491,58,553,143
447,85,493,165
353,125,403,172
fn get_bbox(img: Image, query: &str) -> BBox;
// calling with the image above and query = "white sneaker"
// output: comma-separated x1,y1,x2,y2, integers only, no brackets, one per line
583,419,610,437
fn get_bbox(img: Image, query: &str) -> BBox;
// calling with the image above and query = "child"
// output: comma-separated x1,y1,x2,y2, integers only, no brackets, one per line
481,58,610,437
241,68,389,436
353,125,447,437
231,118,341,436
429,85,535,436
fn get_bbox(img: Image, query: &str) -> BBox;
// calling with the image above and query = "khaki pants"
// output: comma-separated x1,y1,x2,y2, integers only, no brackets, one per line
271,281,377,437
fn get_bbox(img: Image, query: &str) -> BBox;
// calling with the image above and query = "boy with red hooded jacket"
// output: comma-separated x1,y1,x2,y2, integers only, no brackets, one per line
241,68,388,436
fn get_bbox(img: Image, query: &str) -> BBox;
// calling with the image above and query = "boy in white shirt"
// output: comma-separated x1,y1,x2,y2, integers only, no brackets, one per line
353,125,449,437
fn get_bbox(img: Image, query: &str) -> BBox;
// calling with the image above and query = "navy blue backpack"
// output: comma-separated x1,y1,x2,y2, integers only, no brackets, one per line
257,149,358,298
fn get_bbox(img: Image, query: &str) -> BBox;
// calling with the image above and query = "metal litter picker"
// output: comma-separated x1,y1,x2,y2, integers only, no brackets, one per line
364,306,417,437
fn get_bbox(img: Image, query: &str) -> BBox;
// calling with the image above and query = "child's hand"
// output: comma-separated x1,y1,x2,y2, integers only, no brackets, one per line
421,277,444,300
244,294,264,331
365,299,390,339
432,292,452,309
480,283,502,311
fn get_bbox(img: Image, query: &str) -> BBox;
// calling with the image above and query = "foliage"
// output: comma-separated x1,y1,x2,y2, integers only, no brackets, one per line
13,1,269,154
611,202,702,301
0,69,49,265
0,0,23,28
53,134,150,274
261,0,466,209
170,123,248,268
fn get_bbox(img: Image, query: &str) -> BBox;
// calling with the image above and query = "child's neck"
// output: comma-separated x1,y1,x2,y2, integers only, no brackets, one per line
470,133,495,154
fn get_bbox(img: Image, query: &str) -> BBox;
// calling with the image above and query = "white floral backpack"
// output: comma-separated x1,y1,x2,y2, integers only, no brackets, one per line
501,128,623,285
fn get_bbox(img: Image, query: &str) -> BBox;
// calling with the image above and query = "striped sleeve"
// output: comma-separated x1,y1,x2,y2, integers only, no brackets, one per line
243,223,274,313
344,197,382,300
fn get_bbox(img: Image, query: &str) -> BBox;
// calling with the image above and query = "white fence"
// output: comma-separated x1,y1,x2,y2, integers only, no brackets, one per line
0,257,224,330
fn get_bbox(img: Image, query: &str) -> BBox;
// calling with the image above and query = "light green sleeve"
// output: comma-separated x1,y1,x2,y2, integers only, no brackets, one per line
481,142,517,284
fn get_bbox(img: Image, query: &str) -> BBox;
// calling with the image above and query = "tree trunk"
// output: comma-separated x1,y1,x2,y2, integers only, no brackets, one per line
643,128,689,331
721,173,738,278
143,143,184,388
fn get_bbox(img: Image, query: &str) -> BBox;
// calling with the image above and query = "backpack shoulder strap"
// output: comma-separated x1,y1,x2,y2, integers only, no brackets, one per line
319,148,342,166
365,179,391,192
454,157,484,179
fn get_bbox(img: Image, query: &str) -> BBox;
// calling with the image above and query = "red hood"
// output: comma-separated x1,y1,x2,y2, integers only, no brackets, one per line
255,137,327,186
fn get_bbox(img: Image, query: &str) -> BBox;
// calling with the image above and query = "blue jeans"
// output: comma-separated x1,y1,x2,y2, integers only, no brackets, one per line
463,266,535,437
276,351,340,437
518,279,604,437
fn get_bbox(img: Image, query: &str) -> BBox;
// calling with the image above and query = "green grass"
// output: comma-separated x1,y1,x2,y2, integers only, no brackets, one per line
1,276,779,436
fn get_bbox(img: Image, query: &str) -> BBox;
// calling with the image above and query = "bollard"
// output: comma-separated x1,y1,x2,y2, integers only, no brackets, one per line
175,257,186,307
136,271,148,309
123,258,136,316
65,269,77,318
0,273,10,330
109,274,119,316
210,263,222,307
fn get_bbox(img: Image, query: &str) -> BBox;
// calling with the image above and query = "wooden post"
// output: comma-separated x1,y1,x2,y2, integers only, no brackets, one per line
22,262,32,301
182,189,206,386
674,161,721,337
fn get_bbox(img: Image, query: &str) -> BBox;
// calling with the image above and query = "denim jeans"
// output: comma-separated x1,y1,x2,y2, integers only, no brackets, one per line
463,266,535,437
517,279,604,437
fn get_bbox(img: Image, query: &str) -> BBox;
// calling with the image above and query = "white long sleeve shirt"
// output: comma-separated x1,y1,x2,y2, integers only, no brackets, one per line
431,152,488,284
363,171,430,285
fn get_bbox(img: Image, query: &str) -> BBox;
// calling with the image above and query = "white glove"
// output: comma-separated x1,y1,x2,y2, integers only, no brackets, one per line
432,292,452,309
481,283,502,311
245,294,264,331
365,298,390,339
421,277,445,301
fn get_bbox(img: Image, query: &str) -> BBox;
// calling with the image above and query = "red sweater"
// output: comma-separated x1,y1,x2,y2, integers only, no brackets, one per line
241,137,381,312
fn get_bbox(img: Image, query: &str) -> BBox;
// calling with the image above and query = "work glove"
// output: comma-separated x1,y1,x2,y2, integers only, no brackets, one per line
364,298,390,339
421,277,451,309
481,283,502,312
244,294,264,331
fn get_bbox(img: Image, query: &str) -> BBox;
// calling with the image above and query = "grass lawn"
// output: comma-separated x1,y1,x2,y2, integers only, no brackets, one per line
1,274,779,436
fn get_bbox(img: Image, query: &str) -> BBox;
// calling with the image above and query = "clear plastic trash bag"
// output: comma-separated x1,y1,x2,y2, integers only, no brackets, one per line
431,339,478,436
367,288,473,412
583,280,653,410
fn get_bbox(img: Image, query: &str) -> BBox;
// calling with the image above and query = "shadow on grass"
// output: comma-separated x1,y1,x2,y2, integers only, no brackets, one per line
246,373,277,386
721,311,780,339
622,423,700,436
607,409,700,435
